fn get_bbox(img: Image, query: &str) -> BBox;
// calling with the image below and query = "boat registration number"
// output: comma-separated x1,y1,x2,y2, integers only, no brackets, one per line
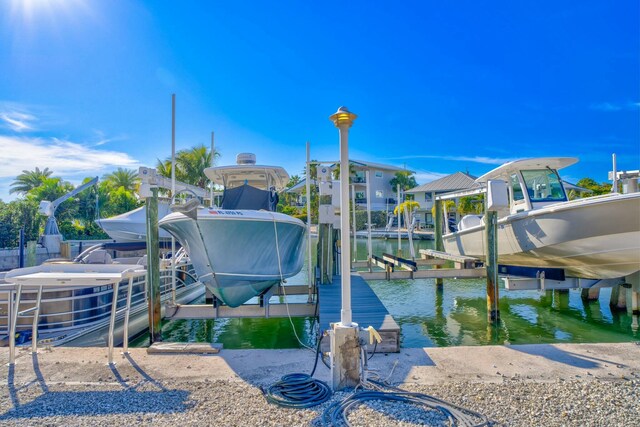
208,210,244,215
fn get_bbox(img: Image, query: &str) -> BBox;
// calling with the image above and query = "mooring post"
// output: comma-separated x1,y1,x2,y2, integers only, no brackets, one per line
609,284,626,310
434,199,444,289
628,272,640,315
145,187,162,343
485,210,500,323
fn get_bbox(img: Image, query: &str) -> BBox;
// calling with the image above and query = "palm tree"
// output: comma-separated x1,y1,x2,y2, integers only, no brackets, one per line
102,168,139,192
9,167,53,194
157,144,219,188
389,171,418,192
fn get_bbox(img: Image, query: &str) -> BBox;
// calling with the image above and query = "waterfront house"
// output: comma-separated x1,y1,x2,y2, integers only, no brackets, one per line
286,160,412,212
406,172,479,229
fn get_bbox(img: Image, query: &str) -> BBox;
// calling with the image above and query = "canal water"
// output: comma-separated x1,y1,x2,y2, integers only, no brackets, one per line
131,238,639,348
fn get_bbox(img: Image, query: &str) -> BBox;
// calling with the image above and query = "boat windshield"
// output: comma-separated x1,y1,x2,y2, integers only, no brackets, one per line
521,169,567,203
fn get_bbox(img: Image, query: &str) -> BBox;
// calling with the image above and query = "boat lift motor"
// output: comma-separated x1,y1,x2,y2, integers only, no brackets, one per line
38,176,99,254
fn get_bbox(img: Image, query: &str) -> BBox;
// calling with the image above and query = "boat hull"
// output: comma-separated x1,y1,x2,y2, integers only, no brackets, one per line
443,193,640,279
97,203,172,242
159,209,306,307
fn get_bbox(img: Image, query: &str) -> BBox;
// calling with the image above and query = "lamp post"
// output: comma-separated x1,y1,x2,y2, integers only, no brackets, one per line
328,106,360,390
329,106,357,326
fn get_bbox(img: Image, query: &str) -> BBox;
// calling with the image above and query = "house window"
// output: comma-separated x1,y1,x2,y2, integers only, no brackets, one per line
425,193,432,202
425,213,433,225
375,190,383,198
375,171,383,178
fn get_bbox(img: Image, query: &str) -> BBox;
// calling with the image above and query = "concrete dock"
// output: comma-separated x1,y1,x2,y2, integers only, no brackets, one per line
1,343,638,426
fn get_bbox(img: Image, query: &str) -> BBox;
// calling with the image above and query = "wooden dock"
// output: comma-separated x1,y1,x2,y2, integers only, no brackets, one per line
318,274,400,352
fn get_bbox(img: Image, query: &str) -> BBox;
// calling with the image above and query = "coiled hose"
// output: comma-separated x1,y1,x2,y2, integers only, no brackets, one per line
262,334,332,408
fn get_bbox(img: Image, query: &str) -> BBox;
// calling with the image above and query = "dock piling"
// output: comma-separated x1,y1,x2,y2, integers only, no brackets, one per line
434,200,444,289
145,187,162,344
485,210,500,323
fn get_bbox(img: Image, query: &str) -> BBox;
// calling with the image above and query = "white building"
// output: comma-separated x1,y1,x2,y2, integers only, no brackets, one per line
286,159,412,212
406,172,480,228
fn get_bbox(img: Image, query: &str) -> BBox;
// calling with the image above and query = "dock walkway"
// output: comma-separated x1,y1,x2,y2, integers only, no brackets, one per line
318,274,400,352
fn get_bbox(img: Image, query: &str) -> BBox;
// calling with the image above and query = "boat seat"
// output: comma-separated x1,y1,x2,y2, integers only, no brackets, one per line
81,250,113,264
458,215,483,231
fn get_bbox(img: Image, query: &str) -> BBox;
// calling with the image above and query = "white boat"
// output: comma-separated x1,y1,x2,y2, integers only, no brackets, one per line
96,202,173,242
443,157,640,279
159,153,306,308
0,242,203,347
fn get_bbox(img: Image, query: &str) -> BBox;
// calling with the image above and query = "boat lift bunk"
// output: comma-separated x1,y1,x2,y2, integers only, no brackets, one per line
1,263,147,365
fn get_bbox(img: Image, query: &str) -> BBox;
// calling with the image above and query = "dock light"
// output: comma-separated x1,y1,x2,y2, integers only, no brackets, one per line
328,106,360,390
330,106,357,128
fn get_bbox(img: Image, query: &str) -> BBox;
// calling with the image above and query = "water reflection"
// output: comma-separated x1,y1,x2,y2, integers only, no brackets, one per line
134,237,639,349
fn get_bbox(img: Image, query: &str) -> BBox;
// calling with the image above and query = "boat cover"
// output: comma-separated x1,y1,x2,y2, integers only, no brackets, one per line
221,184,278,211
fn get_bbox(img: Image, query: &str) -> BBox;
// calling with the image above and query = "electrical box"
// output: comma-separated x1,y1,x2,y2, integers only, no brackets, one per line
319,205,340,227
332,180,342,208
319,180,333,197
486,180,509,212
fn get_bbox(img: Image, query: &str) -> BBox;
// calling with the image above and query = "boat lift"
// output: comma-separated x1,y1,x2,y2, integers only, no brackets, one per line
38,176,99,254
1,264,147,365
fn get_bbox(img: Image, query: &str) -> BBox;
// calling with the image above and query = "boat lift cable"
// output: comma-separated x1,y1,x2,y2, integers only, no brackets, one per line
270,213,315,352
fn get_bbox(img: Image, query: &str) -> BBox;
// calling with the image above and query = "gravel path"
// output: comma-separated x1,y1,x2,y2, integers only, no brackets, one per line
1,376,638,426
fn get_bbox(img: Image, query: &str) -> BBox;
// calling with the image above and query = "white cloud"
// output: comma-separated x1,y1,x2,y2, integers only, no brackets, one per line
0,135,139,179
388,155,518,165
590,101,640,112
0,111,36,131
413,171,448,184
0,135,140,201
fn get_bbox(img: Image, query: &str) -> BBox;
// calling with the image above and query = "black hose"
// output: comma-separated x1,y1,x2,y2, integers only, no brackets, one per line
263,373,332,409
263,331,332,408
321,380,491,427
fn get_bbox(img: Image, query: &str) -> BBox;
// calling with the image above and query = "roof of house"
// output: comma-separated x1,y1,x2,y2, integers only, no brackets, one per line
326,159,412,173
349,159,413,173
407,172,479,193
285,178,315,194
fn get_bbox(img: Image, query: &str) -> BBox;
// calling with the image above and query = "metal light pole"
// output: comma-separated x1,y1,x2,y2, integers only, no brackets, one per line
329,106,357,326
328,106,360,391
170,94,177,303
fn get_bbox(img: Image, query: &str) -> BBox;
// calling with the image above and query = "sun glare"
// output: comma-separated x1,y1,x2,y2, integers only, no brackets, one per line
8,0,91,28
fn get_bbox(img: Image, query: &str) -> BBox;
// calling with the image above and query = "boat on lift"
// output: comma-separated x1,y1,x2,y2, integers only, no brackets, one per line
97,202,173,242
96,166,214,243
159,153,306,308
443,157,640,279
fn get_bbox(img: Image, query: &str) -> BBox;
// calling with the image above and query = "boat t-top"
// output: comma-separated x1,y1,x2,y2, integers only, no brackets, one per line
443,157,640,280
159,153,306,307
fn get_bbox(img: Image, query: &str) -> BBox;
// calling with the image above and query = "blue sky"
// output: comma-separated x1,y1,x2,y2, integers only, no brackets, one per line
0,0,638,201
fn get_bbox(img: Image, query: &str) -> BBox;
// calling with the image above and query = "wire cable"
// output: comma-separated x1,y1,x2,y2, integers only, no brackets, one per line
321,381,491,427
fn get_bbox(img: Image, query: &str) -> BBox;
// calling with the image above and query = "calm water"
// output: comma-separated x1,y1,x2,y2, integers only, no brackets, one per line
132,237,639,348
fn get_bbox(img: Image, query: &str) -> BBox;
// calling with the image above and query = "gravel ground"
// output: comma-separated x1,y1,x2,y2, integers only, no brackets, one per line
1,375,638,426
